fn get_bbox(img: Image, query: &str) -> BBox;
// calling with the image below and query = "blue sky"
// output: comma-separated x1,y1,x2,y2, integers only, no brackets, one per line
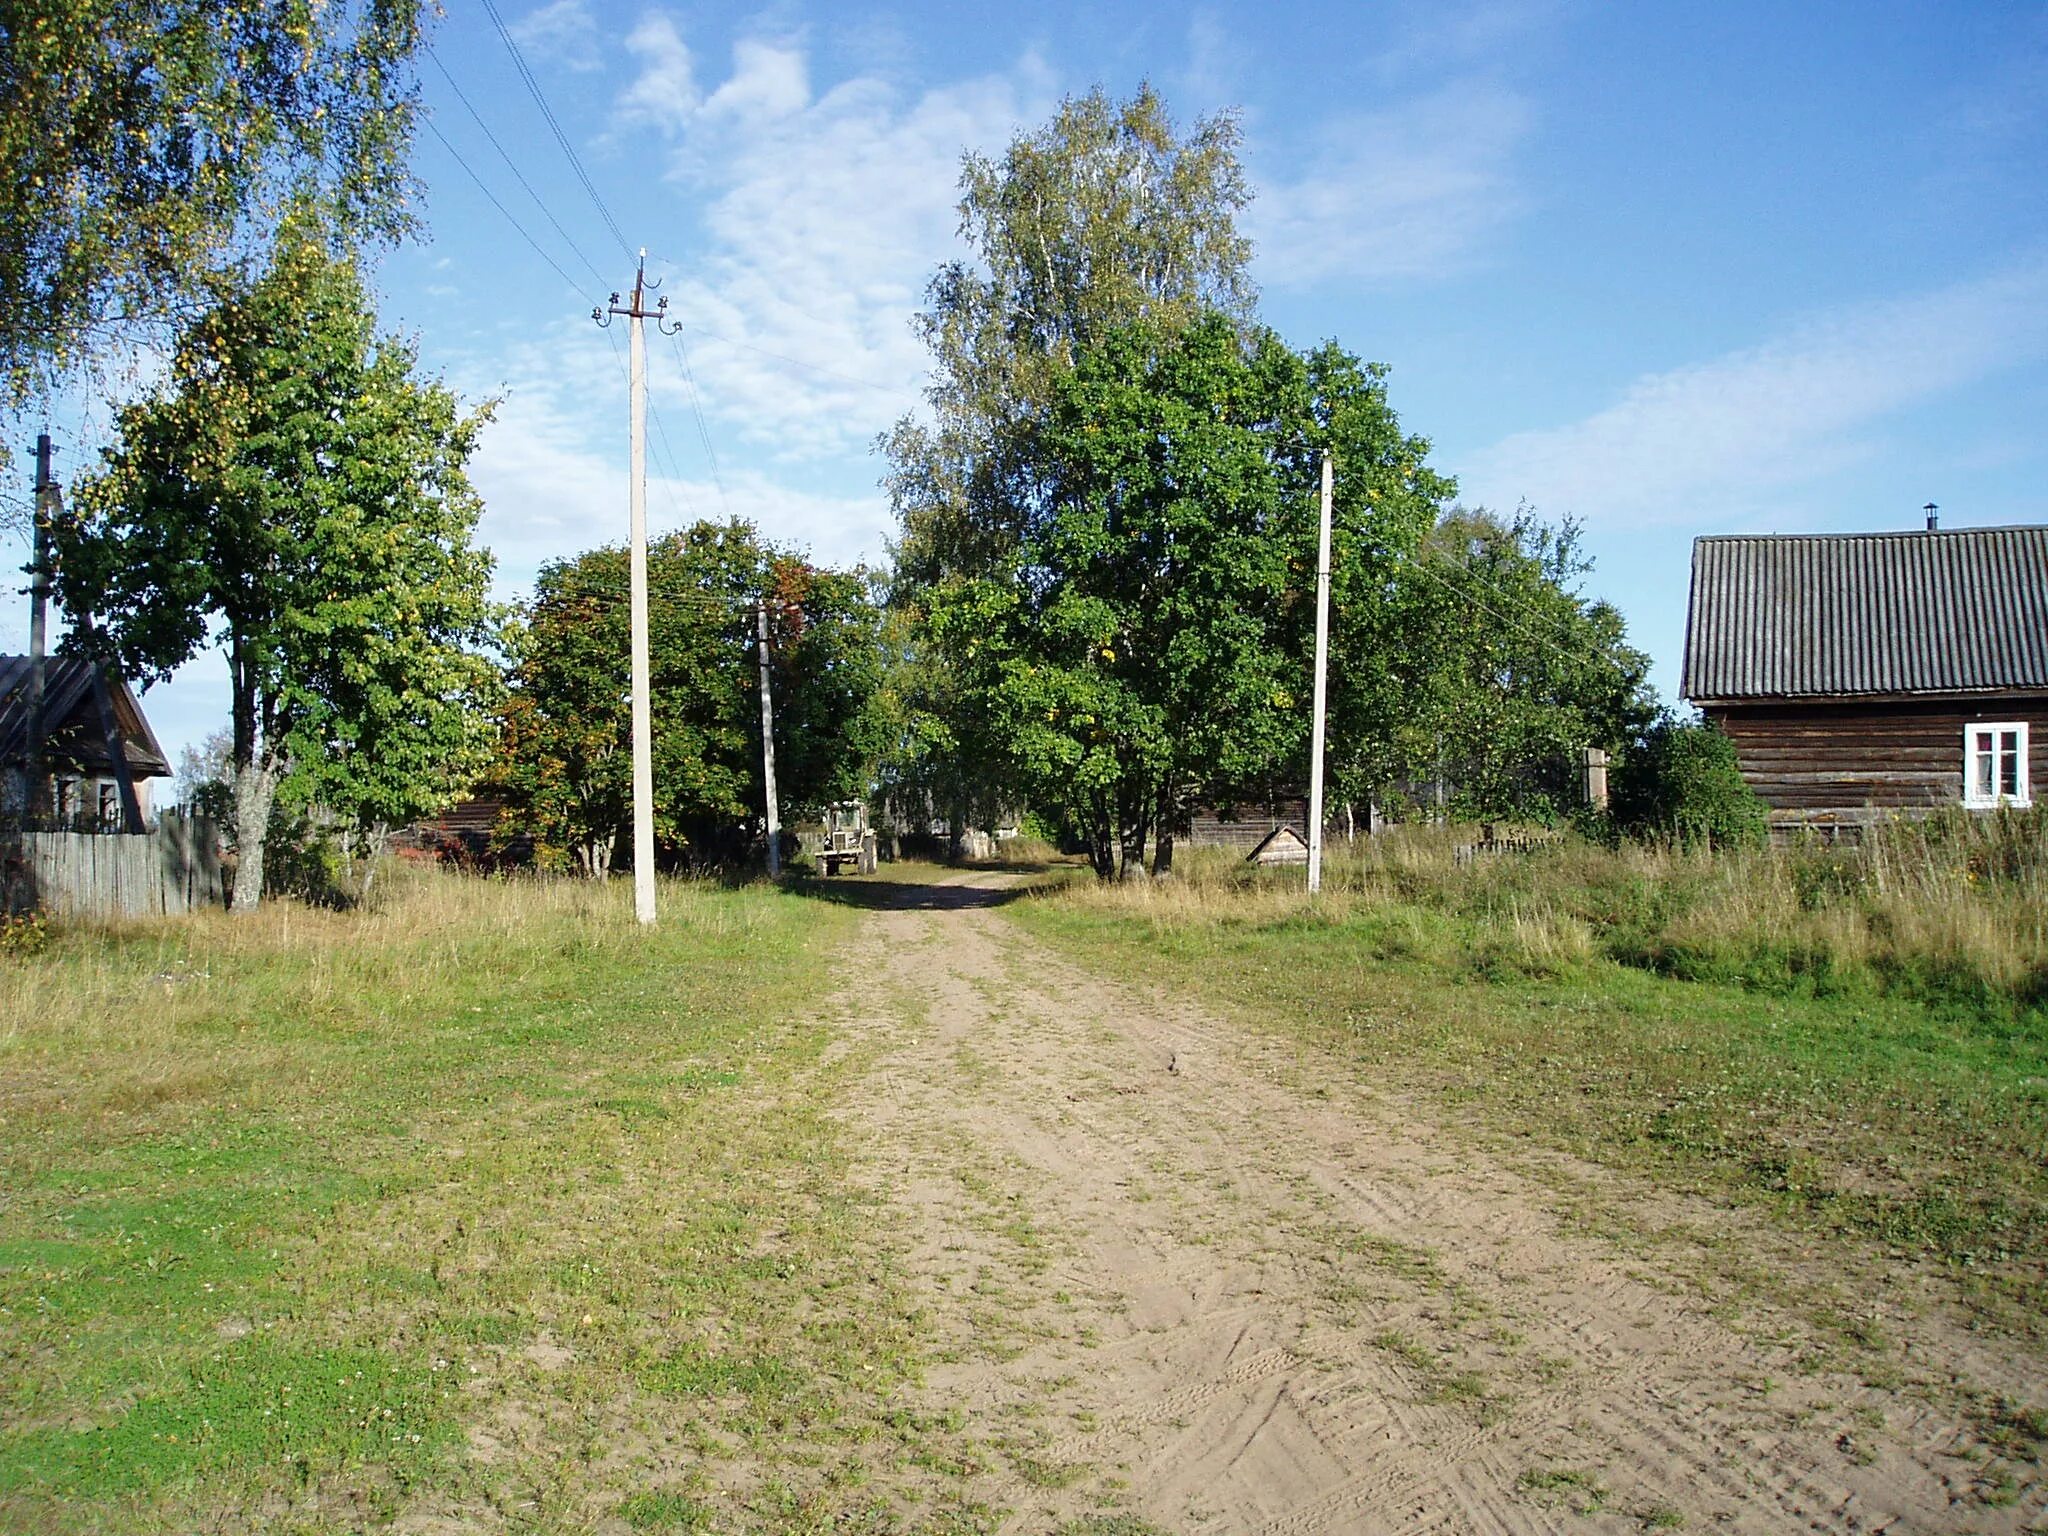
10,0,2048,773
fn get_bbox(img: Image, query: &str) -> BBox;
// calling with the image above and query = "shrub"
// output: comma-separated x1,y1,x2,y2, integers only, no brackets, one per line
0,910,50,959
1612,716,1768,850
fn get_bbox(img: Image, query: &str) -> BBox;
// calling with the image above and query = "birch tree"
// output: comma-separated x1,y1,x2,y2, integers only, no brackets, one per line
0,0,425,442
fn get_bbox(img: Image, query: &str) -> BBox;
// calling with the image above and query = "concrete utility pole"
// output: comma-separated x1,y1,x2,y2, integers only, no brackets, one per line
756,600,782,877
1307,449,1333,897
598,252,677,926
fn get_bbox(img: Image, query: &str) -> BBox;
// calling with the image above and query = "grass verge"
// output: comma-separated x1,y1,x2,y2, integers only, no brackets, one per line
0,869,983,1533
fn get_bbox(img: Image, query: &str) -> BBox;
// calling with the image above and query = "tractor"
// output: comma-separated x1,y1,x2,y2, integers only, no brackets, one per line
815,801,878,876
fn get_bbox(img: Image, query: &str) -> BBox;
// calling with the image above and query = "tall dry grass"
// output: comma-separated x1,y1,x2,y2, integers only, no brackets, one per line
1048,807,2048,1012
0,865,791,1071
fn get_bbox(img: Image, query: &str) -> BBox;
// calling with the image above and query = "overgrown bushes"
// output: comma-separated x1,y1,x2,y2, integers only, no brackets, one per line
1610,716,1768,849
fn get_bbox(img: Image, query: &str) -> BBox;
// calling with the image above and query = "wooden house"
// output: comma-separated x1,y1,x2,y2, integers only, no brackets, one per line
1681,525,2048,834
0,655,172,829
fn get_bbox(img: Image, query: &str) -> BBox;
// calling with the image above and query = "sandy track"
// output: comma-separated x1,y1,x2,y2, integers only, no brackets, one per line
832,871,2045,1534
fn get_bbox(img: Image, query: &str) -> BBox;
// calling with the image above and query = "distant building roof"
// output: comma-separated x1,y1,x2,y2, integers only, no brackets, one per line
0,655,173,777
1682,526,2048,702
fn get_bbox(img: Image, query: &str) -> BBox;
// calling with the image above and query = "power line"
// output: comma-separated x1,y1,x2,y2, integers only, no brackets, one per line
666,329,730,516
424,44,693,532
425,45,610,289
1414,519,1626,659
422,115,589,297
600,324,698,530
691,326,910,396
1401,554,1639,685
644,252,870,350
531,575,756,616
478,0,633,258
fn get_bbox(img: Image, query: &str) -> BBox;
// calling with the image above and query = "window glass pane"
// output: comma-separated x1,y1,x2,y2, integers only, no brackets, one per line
2000,731,2022,797
1973,745,1994,799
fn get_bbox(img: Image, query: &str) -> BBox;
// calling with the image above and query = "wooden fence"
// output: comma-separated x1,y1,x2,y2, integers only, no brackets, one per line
2,812,224,917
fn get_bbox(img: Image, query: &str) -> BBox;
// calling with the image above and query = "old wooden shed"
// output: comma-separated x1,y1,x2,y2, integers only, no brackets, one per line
1680,525,2048,834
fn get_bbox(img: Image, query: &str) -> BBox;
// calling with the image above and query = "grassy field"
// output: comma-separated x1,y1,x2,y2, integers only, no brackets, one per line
1010,820,2048,1340
6,828,2043,1529
0,872,996,1534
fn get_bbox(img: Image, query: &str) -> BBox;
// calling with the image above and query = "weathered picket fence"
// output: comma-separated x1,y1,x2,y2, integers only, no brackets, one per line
1,812,224,917
1452,830,1565,867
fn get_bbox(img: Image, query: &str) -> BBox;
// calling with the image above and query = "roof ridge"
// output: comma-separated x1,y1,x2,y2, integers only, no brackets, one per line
1693,524,2048,544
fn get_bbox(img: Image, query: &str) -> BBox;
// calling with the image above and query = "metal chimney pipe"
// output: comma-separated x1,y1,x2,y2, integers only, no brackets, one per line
1924,502,1939,531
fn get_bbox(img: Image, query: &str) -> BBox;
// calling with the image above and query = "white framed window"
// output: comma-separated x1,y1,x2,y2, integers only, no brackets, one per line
1963,722,2030,808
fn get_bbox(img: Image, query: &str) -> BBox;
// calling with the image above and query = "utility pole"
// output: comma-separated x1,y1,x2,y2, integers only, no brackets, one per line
756,599,782,877
1307,449,1333,897
597,252,678,926
24,434,55,819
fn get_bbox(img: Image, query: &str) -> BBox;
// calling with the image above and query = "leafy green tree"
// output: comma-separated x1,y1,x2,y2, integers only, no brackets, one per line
494,523,884,874
932,313,1452,879
1343,507,1652,823
885,84,1254,587
55,232,498,910
879,86,1254,838
0,0,424,441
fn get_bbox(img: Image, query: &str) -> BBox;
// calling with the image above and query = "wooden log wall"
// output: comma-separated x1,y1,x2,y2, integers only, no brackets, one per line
1,813,224,917
1187,799,1310,850
1707,694,2048,827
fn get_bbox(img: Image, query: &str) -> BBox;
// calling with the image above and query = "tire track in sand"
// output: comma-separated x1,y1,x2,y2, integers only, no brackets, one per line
830,870,2047,1534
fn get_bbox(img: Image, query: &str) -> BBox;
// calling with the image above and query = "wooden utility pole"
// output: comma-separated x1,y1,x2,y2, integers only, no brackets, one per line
1307,449,1333,896
24,434,54,818
599,253,673,926
756,599,782,876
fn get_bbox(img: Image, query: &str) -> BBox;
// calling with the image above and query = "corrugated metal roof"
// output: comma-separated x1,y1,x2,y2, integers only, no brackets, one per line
1682,526,2048,701
0,654,173,776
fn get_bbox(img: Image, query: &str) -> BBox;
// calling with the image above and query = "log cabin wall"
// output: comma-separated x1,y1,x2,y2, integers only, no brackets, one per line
1186,798,1310,851
1704,693,2048,830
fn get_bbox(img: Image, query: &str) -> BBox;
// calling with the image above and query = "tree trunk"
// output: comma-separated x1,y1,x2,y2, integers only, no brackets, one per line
1087,796,1117,881
228,758,279,914
350,822,389,906
1117,792,1151,881
1150,780,1176,878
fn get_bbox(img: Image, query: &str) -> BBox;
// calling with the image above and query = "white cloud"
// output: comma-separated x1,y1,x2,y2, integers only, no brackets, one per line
508,0,602,74
1249,81,1533,286
617,14,698,135
702,39,809,123
1460,263,2048,526
505,0,598,74
1373,0,1562,75
460,323,890,605
610,17,1050,460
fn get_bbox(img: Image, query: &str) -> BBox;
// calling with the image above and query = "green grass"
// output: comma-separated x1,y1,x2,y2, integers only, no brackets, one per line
1010,837,2048,1337
1516,1465,1609,1515
0,869,982,1533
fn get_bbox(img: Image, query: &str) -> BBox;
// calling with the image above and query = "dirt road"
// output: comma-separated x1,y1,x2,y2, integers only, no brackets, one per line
831,870,2045,1534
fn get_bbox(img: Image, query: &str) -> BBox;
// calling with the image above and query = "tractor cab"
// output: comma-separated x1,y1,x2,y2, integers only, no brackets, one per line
816,801,878,876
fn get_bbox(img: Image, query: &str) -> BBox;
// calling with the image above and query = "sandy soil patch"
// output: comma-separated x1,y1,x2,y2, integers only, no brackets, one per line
833,869,2046,1534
